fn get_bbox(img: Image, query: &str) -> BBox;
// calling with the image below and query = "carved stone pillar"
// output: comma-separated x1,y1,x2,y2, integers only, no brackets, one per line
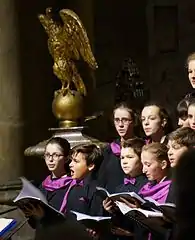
0,2,34,240
0,0,23,182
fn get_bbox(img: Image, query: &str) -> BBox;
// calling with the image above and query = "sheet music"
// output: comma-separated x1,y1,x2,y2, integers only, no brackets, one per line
71,211,111,221
13,177,47,204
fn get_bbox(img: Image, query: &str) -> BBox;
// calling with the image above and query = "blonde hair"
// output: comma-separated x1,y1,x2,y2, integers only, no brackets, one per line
186,52,195,67
142,142,169,164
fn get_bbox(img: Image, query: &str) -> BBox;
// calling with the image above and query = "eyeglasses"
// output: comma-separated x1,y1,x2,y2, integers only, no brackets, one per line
114,118,133,125
44,152,64,160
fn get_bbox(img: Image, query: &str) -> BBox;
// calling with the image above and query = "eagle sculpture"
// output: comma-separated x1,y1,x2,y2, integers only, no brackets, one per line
38,8,98,96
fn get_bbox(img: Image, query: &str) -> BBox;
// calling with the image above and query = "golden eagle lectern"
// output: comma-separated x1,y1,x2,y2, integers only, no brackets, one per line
38,8,98,127
24,8,103,157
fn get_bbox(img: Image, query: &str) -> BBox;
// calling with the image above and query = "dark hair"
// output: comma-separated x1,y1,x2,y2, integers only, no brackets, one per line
113,102,138,124
113,102,143,137
187,97,195,109
177,98,190,119
142,102,173,135
122,138,145,158
168,127,195,147
70,144,103,172
113,101,135,116
46,137,70,157
142,142,169,165
46,137,71,173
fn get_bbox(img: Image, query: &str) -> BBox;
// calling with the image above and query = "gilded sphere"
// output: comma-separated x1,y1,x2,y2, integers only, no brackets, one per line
52,90,84,127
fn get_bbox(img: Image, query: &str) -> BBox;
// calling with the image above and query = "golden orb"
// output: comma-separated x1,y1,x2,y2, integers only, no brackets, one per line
52,90,84,128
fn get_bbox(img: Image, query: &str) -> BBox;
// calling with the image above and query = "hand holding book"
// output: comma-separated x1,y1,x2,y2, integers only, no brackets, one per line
22,203,45,219
111,226,134,237
86,228,99,239
119,197,141,208
96,186,176,222
13,177,66,225
71,211,111,235
96,186,145,204
102,198,119,214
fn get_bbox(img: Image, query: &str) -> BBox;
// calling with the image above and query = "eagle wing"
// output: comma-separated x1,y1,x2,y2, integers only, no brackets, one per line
59,9,98,70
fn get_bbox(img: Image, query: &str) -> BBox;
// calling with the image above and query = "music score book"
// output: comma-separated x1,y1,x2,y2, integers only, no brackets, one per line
13,177,65,222
96,186,146,204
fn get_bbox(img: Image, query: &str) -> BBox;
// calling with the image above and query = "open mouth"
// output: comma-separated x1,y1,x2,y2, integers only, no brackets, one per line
70,169,75,176
169,159,175,164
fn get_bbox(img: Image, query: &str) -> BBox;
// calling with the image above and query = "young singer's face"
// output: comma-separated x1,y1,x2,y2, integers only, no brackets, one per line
69,152,94,180
120,147,142,177
114,108,134,139
141,150,167,182
188,60,195,88
167,140,188,168
44,143,67,176
188,105,195,130
178,116,189,128
141,106,164,138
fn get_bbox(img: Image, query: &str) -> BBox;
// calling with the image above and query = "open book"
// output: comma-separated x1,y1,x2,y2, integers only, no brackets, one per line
143,197,176,222
96,186,146,204
13,177,65,221
0,218,17,237
115,201,163,218
117,199,174,234
144,197,176,209
96,187,175,223
125,211,169,235
71,211,111,233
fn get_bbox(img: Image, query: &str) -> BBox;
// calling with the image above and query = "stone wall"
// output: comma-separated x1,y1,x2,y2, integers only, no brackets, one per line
146,0,193,121
0,0,23,182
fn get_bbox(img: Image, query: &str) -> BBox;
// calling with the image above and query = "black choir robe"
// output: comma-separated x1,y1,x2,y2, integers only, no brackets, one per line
65,176,104,216
111,174,148,240
166,180,177,240
116,174,148,194
28,179,71,229
65,176,109,240
39,184,70,211
30,174,104,239
133,177,174,240
97,139,124,193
